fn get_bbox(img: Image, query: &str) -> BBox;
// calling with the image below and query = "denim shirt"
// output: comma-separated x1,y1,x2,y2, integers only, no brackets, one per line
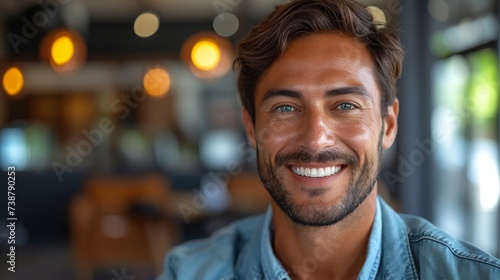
159,197,500,279
259,199,381,279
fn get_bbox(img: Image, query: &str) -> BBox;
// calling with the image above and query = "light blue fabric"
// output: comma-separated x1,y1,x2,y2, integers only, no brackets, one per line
257,199,382,280
158,197,500,279
357,198,381,280
259,206,289,280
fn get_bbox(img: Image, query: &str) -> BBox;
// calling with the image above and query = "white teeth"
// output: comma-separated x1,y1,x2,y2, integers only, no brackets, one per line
310,169,318,177
318,168,325,177
324,167,331,176
305,168,311,176
291,165,342,178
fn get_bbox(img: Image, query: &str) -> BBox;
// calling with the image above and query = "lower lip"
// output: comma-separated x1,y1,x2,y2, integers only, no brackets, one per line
287,166,346,186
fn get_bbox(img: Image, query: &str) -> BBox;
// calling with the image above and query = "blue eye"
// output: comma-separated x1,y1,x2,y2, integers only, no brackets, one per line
338,103,355,110
276,105,295,113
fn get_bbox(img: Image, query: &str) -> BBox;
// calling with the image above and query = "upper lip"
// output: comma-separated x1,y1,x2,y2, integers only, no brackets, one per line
288,163,345,168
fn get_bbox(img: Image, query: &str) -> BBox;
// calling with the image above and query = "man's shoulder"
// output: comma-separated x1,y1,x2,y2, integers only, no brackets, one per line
159,214,266,279
400,213,500,277
168,214,264,259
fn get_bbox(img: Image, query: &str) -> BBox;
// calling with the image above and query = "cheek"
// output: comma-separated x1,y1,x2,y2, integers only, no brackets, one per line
255,119,291,148
335,120,379,155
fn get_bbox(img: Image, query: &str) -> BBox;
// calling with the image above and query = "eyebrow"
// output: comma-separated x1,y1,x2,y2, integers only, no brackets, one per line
326,87,370,99
261,86,372,103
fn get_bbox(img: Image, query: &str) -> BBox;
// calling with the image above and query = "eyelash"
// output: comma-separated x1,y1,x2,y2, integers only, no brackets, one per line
272,102,359,114
275,105,296,113
337,103,357,111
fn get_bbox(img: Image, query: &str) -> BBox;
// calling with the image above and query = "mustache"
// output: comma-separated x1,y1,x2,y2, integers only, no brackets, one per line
275,149,358,167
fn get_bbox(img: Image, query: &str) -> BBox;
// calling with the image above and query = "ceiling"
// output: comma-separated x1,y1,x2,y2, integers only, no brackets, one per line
0,0,300,60
0,0,292,90
0,0,289,21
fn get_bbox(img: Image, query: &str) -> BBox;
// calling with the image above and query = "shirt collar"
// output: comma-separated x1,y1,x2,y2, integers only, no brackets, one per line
260,199,382,280
260,207,290,280
357,198,382,280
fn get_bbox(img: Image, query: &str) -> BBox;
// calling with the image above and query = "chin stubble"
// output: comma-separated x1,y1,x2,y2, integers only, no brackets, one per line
257,129,384,227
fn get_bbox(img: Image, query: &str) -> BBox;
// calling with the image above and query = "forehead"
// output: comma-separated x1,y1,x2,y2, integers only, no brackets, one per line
255,32,380,100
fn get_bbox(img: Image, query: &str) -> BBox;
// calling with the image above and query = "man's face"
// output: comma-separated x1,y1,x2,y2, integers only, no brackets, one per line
242,32,398,227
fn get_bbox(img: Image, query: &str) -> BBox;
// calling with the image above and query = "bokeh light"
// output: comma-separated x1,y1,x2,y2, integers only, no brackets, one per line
191,39,221,71
181,32,234,79
213,13,240,37
51,35,75,65
429,0,449,22
468,50,498,120
134,12,160,38
40,29,87,73
2,67,24,96
143,66,171,97
366,6,386,29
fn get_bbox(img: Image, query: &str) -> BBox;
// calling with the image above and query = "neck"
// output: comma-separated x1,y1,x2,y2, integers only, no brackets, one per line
272,187,378,280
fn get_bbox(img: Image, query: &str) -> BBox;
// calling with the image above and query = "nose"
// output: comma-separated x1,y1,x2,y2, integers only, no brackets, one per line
297,109,335,153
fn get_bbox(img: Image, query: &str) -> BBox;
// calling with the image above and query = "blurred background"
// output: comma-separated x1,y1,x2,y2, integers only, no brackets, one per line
0,0,498,279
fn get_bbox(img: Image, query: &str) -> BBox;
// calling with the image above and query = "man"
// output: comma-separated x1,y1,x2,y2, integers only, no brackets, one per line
159,0,500,279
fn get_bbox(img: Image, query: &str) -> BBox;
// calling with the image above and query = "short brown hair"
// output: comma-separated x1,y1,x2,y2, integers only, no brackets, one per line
234,0,404,122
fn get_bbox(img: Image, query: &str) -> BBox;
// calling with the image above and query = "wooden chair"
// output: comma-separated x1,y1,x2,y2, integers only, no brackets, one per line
227,171,271,214
70,174,177,280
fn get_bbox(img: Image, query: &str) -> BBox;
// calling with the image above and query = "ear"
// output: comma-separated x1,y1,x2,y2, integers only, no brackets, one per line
242,109,257,149
382,98,399,150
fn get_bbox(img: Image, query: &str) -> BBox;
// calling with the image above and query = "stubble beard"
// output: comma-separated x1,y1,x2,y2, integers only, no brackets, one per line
257,130,383,227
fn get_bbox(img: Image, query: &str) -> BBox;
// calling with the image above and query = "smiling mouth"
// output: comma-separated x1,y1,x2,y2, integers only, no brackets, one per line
290,165,343,178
